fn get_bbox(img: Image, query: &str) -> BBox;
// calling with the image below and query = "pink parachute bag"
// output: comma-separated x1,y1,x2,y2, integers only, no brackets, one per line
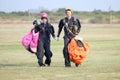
29,29,39,48
22,29,39,53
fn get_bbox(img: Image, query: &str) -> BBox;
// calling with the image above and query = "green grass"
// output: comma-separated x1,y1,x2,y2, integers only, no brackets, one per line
0,24,120,80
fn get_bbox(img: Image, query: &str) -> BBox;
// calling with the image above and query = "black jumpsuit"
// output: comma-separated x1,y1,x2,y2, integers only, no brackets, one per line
34,22,55,66
57,17,81,67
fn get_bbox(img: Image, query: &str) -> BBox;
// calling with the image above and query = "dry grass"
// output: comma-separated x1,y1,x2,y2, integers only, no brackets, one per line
0,23,120,80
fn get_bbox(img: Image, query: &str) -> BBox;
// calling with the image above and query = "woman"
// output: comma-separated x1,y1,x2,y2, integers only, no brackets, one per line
34,13,56,67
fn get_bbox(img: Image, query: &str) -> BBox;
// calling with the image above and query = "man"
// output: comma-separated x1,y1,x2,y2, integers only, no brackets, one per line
34,13,56,67
56,8,81,67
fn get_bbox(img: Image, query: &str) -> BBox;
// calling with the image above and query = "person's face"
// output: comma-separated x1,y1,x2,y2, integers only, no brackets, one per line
42,18,48,24
66,11,72,18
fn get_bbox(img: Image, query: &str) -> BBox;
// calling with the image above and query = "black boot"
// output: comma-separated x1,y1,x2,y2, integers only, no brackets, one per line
38,61,45,67
45,59,51,66
75,64,79,67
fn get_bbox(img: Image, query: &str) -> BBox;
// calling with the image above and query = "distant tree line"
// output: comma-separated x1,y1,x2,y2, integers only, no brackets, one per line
0,8,120,24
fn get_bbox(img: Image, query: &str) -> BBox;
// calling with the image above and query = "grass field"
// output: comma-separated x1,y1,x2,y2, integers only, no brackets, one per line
0,23,120,80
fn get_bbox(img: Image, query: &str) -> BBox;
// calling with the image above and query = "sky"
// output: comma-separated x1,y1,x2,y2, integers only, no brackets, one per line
0,0,120,12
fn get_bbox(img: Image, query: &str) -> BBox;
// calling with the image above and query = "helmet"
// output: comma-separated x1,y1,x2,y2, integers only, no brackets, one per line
65,8,72,12
40,12,48,19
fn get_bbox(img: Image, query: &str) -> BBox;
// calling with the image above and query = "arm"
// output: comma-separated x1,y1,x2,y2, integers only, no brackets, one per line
50,25,55,38
57,19,64,37
76,19,81,33
34,25,40,33
34,24,43,33
33,20,41,33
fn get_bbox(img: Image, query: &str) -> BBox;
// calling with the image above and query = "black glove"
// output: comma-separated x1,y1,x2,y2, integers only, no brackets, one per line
33,20,40,26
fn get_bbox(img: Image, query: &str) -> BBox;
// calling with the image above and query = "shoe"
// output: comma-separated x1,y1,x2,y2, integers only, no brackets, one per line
65,65,71,67
47,64,50,66
39,64,45,67
75,64,79,67
45,62,50,66
38,62,45,67
45,59,51,66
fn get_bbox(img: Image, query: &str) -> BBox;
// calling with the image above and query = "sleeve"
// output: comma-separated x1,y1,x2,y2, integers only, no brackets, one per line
76,19,81,33
57,19,64,37
50,25,55,38
34,25,40,33
34,24,43,33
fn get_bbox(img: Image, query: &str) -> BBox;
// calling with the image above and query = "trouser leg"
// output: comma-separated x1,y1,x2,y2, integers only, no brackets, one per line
63,36,71,67
44,40,52,66
36,39,45,66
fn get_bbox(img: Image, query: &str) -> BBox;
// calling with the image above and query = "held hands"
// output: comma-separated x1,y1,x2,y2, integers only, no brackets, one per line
54,36,59,41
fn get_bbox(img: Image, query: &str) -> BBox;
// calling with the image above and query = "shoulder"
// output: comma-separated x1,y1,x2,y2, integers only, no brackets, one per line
72,16,78,20
47,23,52,26
60,17,67,22
47,23,54,28
36,23,43,28
59,17,68,24
59,18,64,22
72,17,80,22
40,23,44,26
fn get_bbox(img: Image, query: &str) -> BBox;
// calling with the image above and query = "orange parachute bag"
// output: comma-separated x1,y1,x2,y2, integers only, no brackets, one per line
68,38,90,65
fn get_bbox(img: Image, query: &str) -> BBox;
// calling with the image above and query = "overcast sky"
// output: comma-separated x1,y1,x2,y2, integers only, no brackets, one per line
0,0,120,12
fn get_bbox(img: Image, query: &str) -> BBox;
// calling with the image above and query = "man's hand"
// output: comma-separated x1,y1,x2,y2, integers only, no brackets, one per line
54,36,59,41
